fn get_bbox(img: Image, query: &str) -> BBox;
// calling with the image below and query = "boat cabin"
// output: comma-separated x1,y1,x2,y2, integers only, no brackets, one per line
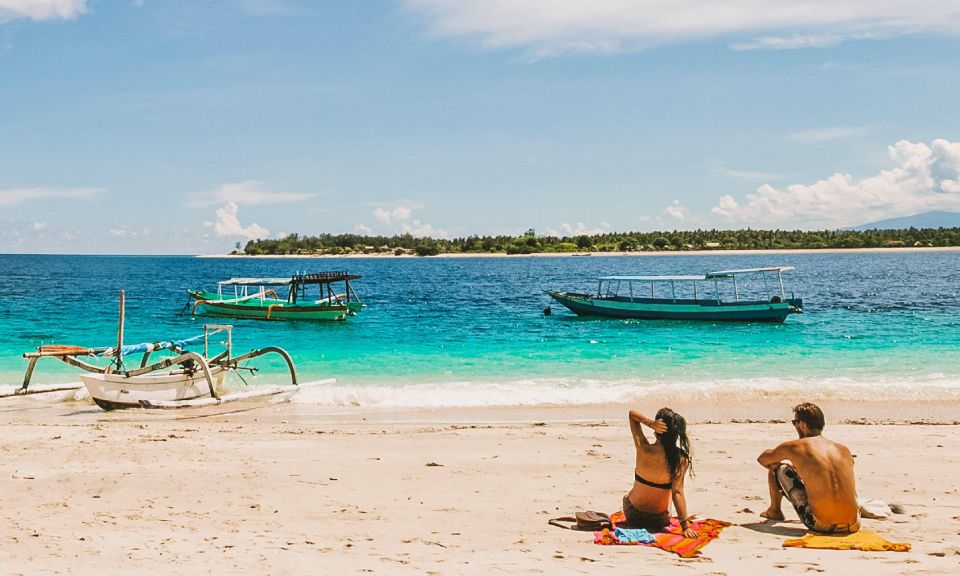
215,271,362,307
595,266,797,305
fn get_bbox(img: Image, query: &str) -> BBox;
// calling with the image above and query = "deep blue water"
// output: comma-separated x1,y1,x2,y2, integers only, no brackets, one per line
2,252,959,406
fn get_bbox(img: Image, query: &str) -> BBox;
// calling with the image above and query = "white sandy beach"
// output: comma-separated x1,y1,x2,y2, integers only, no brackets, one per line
196,246,960,259
1,398,957,575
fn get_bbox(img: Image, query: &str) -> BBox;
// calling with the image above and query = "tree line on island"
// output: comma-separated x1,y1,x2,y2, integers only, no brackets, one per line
238,227,960,256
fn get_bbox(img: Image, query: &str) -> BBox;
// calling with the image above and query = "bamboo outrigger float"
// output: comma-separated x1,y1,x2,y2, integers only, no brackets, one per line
8,291,306,410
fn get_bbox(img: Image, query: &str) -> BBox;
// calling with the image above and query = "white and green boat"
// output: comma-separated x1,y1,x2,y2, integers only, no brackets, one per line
546,266,802,323
189,271,364,321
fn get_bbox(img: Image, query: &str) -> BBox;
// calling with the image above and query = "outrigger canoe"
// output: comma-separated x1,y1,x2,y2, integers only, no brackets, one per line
545,266,803,323
8,292,307,410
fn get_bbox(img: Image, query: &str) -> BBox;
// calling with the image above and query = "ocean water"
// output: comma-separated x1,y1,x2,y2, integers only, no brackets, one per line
1,252,959,407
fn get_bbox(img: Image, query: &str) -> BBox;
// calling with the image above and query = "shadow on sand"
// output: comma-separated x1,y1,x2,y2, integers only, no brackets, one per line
739,520,807,538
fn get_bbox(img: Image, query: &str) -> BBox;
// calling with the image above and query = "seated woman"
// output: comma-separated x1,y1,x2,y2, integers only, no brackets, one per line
624,408,698,538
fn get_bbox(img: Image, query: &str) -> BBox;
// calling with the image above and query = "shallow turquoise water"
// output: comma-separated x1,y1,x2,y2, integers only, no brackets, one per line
1,253,958,406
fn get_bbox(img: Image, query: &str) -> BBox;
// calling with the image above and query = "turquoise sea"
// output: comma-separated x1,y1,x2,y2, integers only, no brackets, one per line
1,252,959,407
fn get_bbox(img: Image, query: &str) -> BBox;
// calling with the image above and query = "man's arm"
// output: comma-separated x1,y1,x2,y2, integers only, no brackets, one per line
758,441,796,469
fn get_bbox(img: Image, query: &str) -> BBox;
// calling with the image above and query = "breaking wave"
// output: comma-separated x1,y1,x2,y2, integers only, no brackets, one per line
292,374,960,408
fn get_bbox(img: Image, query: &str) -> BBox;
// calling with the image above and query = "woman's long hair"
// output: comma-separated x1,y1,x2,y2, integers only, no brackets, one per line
655,407,693,480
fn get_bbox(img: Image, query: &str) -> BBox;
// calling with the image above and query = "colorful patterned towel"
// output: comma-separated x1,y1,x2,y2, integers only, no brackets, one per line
783,530,911,552
594,511,732,558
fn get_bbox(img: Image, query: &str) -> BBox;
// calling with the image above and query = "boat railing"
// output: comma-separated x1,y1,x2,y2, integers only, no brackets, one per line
597,270,797,306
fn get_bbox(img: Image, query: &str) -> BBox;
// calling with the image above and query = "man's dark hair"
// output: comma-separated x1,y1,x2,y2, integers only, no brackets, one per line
793,402,825,431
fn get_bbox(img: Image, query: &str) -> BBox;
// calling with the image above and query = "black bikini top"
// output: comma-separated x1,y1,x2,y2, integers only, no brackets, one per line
634,471,672,490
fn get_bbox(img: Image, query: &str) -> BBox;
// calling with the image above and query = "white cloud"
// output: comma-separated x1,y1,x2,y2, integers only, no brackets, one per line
365,205,447,238
543,222,612,237
786,126,868,143
706,158,786,182
373,206,413,224
730,33,852,51
400,219,448,239
211,180,314,206
712,138,960,229
406,1,960,56
108,227,148,238
724,169,787,181
32,221,47,230
0,0,87,22
664,200,686,221
354,224,374,235
0,186,104,206
208,201,269,240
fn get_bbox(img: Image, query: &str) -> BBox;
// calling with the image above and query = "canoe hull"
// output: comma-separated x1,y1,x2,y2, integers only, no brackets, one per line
545,291,802,323
80,368,227,410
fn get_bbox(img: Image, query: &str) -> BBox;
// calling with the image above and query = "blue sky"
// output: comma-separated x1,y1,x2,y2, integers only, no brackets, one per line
1,0,959,254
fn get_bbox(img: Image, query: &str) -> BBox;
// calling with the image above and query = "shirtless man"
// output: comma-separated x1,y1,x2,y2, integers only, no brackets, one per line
757,402,860,534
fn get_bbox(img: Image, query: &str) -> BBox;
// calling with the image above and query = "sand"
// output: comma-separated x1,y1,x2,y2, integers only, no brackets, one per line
1,399,957,575
196,246,960,258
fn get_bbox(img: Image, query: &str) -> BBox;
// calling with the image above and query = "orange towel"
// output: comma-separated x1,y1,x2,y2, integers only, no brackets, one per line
783,530,910,552
597,512,732,558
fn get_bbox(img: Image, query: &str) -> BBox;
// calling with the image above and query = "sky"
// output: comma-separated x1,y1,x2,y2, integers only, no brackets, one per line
1,0,959,254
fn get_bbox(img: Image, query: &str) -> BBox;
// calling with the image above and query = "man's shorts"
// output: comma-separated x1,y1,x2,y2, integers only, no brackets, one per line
774,463,859,534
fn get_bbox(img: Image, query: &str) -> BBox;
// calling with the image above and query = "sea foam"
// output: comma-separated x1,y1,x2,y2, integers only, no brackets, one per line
291,374,960,408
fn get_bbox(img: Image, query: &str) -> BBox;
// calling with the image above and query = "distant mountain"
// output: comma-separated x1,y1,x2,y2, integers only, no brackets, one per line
847,211,960,231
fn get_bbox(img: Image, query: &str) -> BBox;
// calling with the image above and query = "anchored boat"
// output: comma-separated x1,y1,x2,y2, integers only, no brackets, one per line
545,266,803,323
188,271,364,321
9,292,308,410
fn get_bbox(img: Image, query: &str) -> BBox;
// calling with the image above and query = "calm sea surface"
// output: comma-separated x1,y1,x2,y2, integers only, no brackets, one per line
1,252,958,407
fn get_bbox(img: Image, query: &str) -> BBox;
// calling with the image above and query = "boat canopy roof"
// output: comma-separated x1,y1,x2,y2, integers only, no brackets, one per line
599,267,794,283
218,277,292,286
599,275,707,282
291,271,362,284
705,266,795,278
218,271,361,287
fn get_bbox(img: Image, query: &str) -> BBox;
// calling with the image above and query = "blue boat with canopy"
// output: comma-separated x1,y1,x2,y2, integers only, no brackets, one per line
545,266,803,322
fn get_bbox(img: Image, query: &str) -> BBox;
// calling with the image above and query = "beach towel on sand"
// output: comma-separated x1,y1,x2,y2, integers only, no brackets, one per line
783,530,910,552
598,527,656,544
594,511,731,558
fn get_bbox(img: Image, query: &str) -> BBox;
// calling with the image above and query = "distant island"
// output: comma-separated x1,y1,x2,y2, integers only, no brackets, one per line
846,211,960,231
237,226,960,256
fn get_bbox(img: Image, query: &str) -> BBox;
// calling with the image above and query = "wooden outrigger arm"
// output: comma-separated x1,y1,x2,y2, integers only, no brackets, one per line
139,347,300,410
216,346,298,386
8,347,110,398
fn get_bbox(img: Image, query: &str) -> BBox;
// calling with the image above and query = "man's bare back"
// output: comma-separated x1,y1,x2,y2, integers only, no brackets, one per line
757,403,860,534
